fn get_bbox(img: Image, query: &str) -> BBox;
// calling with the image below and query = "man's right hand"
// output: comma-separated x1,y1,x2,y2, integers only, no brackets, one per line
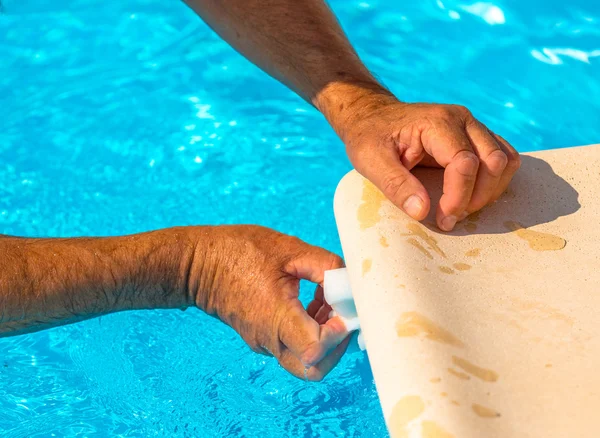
191,225,350,381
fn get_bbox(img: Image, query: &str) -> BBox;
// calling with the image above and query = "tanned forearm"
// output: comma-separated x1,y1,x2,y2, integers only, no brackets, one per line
183,0,394,134
0,228,206,336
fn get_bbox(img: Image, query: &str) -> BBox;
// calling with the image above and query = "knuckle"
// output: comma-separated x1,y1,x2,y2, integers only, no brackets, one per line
454,150,480,177
429,105,455,120
299,343,323,368
451,104,472,119
381,173,410,200
327,253,345,271
487,149,509,176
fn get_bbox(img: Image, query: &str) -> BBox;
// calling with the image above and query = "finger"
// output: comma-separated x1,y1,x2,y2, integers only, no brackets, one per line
314,303,333,325
286,244,344,287
464,122,508,214
306,285,324,318
279,299,349,367
490,134,522,202
351,144,430,220
424,123,480,231
278,335,351,381
305,336,352,381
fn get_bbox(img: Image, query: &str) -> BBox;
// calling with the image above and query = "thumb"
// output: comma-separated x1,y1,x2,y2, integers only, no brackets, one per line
278,299,350,379
352,144,431,221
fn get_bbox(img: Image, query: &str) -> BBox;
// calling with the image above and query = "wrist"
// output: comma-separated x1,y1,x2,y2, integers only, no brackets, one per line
313,79,397,140
120,227,211,312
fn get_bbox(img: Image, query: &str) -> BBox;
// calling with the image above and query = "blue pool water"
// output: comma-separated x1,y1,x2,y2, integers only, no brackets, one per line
1,0,599,436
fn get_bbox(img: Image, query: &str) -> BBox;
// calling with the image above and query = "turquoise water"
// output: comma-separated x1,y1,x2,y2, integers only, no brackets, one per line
1,0,599,436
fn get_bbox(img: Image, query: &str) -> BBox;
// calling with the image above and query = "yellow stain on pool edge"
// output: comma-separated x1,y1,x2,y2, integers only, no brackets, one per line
388,395,425,438
358,180,386,230
397,312,464,348
362,259,372,276
452,356,499,382
504,221,566,251
421,420,455,438
405,223,447,258
472,403,501,418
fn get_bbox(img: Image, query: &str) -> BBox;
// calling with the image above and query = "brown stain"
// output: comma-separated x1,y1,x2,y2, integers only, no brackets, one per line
430,377,441,383
447,368,470,380
421,420,454,438
407,238,433,259
404,223,447,258
358,180,387,230
510,297,574,326
545,363,552,368
388,395,425,438
396,312,464,348
438,266,454,275
380,235,390,248
453,263,471,271
467,210,481,222
451,400,460,406
465,248,481,257
452,356,499,382
504,221,566,251
472,403,501,418
362,259,372,276
398,284,406,289
440,392,447,397
465,222,477,233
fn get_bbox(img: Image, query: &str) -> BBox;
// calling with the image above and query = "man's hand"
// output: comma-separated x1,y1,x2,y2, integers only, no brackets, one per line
194,226,349,381
0,226,349,381
185,0,522,231
317,88,522,231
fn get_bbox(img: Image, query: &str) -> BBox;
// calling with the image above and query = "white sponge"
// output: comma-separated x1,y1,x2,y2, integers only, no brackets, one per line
323,268,365,350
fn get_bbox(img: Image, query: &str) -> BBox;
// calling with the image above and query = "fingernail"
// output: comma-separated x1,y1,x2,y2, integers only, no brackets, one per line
441,215,457,231
403,195,424,219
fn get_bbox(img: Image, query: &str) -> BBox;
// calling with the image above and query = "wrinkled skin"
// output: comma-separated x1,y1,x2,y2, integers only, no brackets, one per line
194,226,349,381
325,92,522,231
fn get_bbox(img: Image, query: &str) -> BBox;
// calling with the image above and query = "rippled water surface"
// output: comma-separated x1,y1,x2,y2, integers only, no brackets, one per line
1,0,599,436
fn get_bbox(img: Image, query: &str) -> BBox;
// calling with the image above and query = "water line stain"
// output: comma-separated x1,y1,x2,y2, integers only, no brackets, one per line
504,221,566,251
380,236,390,247
388,395,425,438
396,312,464,347
453,263,471,271
430,377,441,383
452,356,498,382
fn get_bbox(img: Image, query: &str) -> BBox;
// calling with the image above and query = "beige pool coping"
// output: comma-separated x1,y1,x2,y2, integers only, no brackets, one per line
333,144,600,438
